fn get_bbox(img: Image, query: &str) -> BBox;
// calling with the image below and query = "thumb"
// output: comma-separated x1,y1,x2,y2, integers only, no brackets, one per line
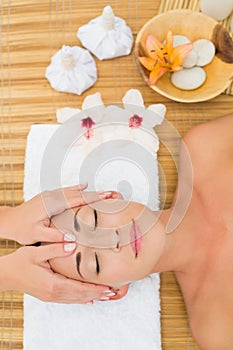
34,242,76,263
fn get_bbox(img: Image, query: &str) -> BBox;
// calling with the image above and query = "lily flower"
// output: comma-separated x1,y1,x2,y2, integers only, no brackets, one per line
138,31,193,85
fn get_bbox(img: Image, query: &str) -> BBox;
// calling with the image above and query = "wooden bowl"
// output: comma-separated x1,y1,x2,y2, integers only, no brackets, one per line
135,10,233,103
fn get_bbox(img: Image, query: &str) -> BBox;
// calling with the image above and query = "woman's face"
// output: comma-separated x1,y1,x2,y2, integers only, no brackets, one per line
49,199,165,288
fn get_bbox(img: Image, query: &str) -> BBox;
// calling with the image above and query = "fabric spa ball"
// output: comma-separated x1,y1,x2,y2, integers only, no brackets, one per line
77,6,133,60
45,45,97,95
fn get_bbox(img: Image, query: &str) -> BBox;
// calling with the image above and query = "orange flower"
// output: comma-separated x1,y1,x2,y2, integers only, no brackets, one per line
138,31,193,85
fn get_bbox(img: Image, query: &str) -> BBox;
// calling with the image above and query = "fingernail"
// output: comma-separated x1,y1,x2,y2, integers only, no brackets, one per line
103,292,116,297
64,242,76,252
99,296,110,301
98,191,112,199
64,233,76,242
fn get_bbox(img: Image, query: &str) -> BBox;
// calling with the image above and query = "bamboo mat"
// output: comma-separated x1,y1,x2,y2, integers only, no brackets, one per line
0,1,233,349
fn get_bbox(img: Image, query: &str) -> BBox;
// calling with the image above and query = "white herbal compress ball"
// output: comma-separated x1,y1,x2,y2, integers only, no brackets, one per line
45,45,97,95
77,6,134,60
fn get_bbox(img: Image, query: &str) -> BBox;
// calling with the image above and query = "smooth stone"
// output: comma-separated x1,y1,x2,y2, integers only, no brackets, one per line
171,67,206,90
200,0,233,21
193,39,215,66
182,49,198,68
173,35,191,46
163,34,190,47
168,35,198,68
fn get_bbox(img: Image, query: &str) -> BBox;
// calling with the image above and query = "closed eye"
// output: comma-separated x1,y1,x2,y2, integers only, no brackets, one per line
93,209,98,230
95,252,100,275
115,229,120,249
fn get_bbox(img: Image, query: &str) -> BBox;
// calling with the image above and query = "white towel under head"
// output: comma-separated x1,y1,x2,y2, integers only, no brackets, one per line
23,89,164,350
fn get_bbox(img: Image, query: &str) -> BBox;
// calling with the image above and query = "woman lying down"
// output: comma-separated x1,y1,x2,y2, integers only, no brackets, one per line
48,114,233,350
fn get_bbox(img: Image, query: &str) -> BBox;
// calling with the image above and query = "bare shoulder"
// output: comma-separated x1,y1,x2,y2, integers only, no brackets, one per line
180,114,233,181
183,114,233,155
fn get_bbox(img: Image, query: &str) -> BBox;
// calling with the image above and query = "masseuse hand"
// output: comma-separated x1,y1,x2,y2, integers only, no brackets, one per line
1,243,116,303
2,183,113,245
0,184,117,302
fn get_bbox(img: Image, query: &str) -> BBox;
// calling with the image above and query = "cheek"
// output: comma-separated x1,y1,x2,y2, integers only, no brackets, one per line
49,254,77,280
100,251,135,284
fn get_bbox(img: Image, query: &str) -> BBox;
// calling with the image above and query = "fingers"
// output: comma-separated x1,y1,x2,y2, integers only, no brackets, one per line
36,270,115,303
61,182,88,193
41,184,88,217
41,185,120,218
78,190,113,204
34,242,76,263
12,245,116,304
108,191,124,200
35,226,77,244
74,189,124,205
44,277,115,304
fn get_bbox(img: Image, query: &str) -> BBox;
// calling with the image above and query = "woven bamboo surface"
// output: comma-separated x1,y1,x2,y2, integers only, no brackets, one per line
0,0,233,349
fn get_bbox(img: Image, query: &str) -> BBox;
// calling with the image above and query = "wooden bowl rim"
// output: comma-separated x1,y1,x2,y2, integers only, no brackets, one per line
134,9,233,103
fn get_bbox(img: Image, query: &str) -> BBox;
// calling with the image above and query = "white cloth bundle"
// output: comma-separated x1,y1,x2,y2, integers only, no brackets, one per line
45,45,97,95
77,6,134,60
23,90,165,350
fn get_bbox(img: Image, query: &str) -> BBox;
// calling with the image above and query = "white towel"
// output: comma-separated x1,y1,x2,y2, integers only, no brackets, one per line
23,124,162,350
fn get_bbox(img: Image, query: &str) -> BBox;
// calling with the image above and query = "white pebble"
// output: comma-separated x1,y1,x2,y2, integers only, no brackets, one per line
173,35,191,46
171,67,206,90
169,35,198,68
163,35,190,47
193,39,215,66
200,0,233,21
182,50,198,68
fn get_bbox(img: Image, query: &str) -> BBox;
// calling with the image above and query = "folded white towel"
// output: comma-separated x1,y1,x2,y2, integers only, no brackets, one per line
23,120,162,349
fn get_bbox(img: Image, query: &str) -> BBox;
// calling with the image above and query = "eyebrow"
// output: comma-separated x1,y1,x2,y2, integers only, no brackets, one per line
74,208,81,232
74,207,98,232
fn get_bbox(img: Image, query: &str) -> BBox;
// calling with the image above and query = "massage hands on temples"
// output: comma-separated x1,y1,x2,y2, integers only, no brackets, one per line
0,184,122,303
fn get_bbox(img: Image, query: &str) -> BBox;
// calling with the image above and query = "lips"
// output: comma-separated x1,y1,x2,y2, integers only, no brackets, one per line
130,219,142,258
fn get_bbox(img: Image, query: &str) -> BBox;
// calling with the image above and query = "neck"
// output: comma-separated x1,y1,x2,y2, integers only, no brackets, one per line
151,206,204,273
